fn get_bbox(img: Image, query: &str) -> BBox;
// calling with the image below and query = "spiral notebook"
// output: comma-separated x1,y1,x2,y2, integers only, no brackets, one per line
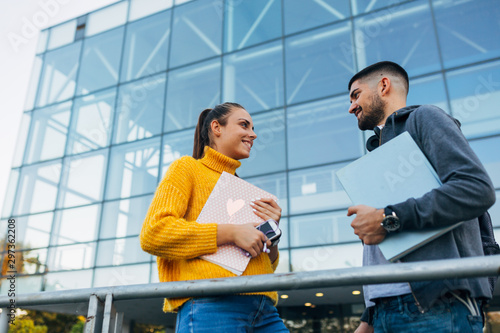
197,172,277,275
336,131,463,262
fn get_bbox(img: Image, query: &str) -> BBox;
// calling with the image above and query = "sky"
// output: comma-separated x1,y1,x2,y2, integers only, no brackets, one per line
0,0,121,217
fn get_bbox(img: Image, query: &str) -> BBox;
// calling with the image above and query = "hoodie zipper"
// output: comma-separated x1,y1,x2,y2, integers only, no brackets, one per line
381,112,425,313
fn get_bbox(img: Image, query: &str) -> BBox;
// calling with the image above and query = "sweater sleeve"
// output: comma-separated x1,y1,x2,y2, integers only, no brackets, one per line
139,158,218,259
389,106,496,230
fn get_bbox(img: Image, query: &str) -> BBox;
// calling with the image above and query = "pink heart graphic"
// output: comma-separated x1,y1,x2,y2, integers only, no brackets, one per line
227,198,245,217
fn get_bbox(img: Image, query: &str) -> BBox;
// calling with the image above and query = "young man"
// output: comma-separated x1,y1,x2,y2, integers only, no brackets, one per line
347,61,496,333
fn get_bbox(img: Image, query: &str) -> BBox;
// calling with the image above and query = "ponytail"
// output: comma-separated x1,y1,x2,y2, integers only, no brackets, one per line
193,108,212,159
192,102,244,159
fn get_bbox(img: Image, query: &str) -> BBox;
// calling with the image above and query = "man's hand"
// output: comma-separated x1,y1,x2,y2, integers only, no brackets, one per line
354,321,374,333
347,205,387,245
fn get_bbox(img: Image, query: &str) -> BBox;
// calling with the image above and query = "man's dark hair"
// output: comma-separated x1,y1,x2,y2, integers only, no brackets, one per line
348,61,409,94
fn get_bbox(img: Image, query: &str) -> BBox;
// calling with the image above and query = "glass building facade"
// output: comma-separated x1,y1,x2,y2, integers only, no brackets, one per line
1,0,500,330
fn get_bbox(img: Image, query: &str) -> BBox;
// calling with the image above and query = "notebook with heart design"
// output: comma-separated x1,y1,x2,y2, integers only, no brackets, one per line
197,171,278,275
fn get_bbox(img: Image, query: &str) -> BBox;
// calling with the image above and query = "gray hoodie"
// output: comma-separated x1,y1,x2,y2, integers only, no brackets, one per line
361,104,496,322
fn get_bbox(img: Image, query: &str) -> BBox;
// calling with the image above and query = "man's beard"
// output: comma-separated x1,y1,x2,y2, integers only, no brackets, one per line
358,94,386,131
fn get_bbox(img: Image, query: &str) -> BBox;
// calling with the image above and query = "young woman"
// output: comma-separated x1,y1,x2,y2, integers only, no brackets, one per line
140,102,288,332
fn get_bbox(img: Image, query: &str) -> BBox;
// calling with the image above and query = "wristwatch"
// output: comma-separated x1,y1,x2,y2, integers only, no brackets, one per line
381,208,400,232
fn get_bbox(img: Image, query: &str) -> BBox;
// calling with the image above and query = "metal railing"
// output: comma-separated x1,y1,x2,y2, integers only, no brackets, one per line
1,256,500,333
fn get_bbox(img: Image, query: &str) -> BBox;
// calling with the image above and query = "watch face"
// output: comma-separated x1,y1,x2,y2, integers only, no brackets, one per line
383,216,400,232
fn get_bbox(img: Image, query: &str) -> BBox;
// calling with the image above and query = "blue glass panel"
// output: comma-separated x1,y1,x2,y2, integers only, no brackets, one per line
12,114,31,167
287,96,364,169
353,1,440,77
162,129,194,174
223,41,283,113
85,1,128,37
24,102,71,164
51,205,101,245
169,0,223,68
14,159,61,215
245,172,288,216
114,73,166,144
407,74,449,114
36,41,81,107
16,212,53,249
165,59,221,132
36,29,48,54
446,61,500,139
129,0,173,22
290,211,357,247
285,22,354,104
288,163,352,215
490,191,500,227
350,0,405,15
17,249,47,274
277,217,288,249
121,11,171,82
284,0,350,35
433,0,500,68
101,194,154,238
275,248,289,273
469,136,500,189
237,109,286,177
106,137,160,200
24,56,43,111
93,264,150,287
77,27,124,95
47,20,76,50
47,243,96,271
1,170,19,219
2,276,42,294
67,88,116,155
45,270,93,291
291,243,362,271
224,0,282,52
58,150,108,208
96,237,151,266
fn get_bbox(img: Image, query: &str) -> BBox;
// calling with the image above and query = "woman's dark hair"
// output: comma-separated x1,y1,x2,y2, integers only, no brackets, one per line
192,102,244,159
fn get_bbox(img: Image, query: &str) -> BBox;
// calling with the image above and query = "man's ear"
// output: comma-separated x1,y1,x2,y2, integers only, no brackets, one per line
380,77,391,96
211,120,221,137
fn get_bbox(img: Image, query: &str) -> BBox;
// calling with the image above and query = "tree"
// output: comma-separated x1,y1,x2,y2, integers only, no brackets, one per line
8,310,82,333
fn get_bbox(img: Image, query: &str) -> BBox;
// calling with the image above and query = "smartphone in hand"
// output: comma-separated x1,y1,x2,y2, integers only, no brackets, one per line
256,219,281,247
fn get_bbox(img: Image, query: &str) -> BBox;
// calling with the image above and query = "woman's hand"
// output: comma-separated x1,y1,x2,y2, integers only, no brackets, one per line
251,198,282,224
251,198,282,263
217,223,271,258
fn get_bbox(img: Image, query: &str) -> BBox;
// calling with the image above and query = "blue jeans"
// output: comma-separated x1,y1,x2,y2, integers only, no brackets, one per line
175,295,289,333
373,293,483,333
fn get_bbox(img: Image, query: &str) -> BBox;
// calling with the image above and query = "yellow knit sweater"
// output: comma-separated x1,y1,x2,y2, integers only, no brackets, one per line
140,147,279,312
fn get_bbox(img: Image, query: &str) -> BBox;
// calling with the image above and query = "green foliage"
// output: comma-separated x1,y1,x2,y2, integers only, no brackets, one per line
8,310,81,333
133,323,166,333
8,318,47,333
69,320,85,333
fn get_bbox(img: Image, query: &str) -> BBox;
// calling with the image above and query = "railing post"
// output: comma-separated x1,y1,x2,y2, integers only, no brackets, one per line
85,294,103,333
0,308,9,333
102,293,116,333
114,312,124,333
